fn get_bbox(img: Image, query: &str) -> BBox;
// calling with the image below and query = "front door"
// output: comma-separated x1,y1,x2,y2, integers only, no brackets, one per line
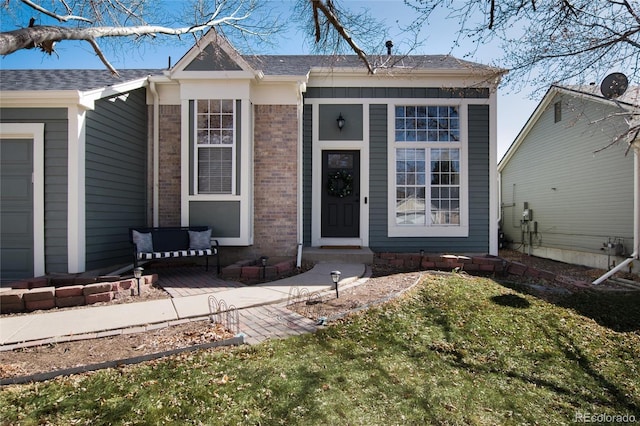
321,150,360,238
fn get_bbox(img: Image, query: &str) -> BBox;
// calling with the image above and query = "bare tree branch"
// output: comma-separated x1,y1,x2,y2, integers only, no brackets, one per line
2,0,287,74
0,0,260,57
404,0,640,150
86,37,119,75
309,0,374,73
20,0,93,23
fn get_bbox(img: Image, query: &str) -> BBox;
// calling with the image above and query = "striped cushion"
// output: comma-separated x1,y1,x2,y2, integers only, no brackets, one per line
137,248,214,260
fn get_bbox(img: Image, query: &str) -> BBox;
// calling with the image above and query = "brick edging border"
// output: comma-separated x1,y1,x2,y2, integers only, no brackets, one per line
375,253,594,292
0,275,159,314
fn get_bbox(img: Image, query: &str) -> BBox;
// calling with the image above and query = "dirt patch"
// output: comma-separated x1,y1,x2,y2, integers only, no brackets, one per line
287,268,422,321
0,321,235,380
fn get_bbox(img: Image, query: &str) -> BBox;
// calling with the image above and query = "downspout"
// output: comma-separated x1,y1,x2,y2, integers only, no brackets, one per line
489,89,499,256
593,145,639,284
497,171,502,225
149,81,160,227
296,81,306,268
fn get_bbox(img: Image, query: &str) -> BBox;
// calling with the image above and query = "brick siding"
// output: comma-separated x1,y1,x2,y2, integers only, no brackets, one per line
253,105,299,256
157,105,181,226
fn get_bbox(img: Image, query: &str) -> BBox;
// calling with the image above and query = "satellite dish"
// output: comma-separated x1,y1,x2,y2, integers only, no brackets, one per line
600,72,628,99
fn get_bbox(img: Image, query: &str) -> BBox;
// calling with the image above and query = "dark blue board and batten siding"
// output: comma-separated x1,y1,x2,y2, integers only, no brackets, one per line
302,104,313,247
85,88,148,270
303,89,491,254
0,108,69,275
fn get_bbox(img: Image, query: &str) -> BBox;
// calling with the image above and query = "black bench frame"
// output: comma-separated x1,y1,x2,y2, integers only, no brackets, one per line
129,226,220,273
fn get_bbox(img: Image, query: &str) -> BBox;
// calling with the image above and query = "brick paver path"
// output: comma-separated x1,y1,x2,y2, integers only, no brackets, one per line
151,266,320,344
238,305,318,345
150,266,245,298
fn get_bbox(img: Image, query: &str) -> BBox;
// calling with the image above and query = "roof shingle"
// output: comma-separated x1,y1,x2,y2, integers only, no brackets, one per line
0,55,499,92
0,69,160,92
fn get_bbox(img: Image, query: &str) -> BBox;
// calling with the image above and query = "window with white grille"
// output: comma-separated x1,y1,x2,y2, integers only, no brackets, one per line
195,99,235,194
390,104,468,237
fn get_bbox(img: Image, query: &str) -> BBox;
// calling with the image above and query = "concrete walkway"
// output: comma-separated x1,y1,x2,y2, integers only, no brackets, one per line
0,263,366,350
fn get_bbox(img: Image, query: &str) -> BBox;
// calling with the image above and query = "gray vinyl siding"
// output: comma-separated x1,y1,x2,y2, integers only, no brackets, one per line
368,104,490,253
500,93,634,254
85,89,148,270
0,108,69,274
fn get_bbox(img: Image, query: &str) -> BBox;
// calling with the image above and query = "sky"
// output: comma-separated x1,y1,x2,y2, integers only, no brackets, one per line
0,0,540,160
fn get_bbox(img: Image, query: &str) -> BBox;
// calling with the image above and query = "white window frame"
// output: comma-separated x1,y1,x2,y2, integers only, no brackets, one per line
387,101,469,237
193,99,236,195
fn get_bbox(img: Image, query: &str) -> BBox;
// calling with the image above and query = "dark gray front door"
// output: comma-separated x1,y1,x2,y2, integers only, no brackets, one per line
1,139,34,282
321,150,360,238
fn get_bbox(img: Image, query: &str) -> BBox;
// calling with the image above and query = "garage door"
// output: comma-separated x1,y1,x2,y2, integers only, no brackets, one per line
1,139,34,282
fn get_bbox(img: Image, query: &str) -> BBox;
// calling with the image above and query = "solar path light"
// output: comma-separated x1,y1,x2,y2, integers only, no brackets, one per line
133,267,144,296
330,270,341,298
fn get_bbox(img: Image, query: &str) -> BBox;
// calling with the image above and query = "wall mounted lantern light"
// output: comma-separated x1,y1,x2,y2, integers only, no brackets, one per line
330,270,341,298
336,113,345,131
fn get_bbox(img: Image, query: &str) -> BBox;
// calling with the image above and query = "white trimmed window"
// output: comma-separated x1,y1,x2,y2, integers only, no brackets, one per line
195,99,235,194
389,104,468,237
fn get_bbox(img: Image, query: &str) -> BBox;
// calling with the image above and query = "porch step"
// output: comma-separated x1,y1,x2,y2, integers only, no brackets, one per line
302,247,374,264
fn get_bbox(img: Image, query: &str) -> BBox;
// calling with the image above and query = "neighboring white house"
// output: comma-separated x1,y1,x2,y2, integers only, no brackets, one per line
498,84,639,273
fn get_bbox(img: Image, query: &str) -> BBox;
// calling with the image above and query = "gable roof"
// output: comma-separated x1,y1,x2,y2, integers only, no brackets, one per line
0,69,160,92
243,54,500,76
0,55,501,93
1,29,503,93
498,84,639,170
559,84,640,108
170,28,503,79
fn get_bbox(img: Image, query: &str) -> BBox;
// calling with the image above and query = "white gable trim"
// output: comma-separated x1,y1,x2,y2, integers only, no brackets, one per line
170,29,260,78
0,77,148,110
498,87,556,171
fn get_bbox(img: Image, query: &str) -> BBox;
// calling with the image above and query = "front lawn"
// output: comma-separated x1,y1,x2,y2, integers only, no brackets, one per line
1,274,639,425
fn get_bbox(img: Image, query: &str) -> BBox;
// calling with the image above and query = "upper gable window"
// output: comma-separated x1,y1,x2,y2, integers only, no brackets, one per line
195,99,235,194
554,101,562,123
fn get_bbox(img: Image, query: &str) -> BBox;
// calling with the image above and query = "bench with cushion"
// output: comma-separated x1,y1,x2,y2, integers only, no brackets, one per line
129,226,220,273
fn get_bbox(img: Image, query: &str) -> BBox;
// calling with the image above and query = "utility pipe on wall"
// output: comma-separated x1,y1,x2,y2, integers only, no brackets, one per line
593,145,639,284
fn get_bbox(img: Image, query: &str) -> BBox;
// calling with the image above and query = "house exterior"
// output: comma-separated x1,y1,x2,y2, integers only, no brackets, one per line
498,84,639,271
0,30,503,282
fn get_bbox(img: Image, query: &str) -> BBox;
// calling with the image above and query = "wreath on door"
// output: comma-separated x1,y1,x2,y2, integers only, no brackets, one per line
327,170,354,198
